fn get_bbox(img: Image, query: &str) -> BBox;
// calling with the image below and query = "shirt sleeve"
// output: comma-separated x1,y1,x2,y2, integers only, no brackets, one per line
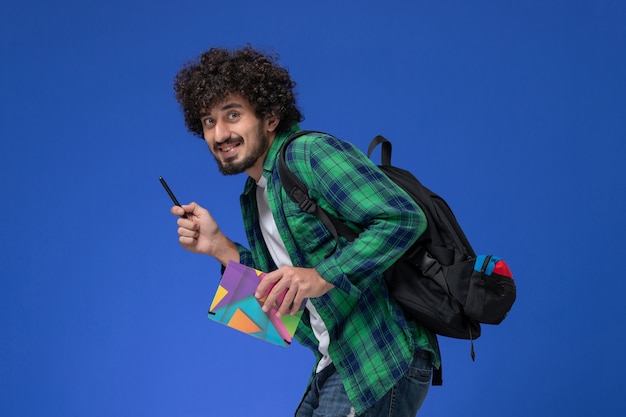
234,243,255,268
283,133,427,292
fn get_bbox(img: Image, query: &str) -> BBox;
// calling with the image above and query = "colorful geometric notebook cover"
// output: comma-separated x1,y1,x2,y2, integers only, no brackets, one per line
208,261,304,347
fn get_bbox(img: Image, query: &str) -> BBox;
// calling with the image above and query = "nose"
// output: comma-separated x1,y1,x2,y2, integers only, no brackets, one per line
213,120,231,144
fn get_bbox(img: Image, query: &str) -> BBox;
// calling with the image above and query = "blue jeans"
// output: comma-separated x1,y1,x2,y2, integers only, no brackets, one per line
295,350,432,417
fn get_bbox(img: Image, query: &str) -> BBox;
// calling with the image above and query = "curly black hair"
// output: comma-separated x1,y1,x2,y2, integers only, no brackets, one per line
173,45,304,138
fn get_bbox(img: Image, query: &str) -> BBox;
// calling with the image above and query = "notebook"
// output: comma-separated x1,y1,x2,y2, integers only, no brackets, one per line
208,261,305,347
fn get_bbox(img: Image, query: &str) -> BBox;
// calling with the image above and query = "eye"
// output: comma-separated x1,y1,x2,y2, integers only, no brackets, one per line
202,117,215,128
227,112,239,120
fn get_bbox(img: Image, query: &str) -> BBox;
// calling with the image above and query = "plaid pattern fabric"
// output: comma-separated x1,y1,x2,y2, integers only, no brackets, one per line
235,126,440,414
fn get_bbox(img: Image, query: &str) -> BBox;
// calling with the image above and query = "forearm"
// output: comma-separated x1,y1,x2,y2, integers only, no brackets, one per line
208,233,240,267
316,207,423,288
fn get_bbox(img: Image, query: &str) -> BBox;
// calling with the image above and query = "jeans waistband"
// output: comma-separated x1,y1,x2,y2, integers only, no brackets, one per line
415,349,432,361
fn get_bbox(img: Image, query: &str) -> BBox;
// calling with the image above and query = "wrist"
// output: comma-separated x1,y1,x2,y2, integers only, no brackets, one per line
211,234,239,265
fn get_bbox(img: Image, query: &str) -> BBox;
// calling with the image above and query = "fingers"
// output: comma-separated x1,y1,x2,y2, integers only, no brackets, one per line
256,267,324,318
171,202,203,238
277,286,299,318
170,205,186,217
170,202,205,218
170,203,200,250
255,271,284,314
254,271,277,300
256,270,292,317
290,290,307,315
177,223,199,240
176,211,198,235
181,202,199,216
170,204,193,220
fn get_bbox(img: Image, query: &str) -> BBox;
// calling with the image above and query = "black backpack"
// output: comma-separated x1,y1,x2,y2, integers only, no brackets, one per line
278,131,516,384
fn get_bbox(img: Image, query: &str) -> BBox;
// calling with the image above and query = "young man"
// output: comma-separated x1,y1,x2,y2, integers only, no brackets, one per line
170,45,440,417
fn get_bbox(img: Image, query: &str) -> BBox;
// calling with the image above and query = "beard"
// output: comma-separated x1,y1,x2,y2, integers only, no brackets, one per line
213,128,270,176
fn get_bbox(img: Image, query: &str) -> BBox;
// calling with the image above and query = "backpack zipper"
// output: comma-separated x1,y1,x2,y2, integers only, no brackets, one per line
480,254,493,274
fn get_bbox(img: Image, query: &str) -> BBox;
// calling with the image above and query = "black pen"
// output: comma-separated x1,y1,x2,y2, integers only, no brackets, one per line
159,176,188,218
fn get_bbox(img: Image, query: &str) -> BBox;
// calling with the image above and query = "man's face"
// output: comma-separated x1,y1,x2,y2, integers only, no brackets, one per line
200,94,277,177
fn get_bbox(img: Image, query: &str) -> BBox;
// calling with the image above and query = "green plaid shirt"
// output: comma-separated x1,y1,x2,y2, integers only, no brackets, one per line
235,126,439,413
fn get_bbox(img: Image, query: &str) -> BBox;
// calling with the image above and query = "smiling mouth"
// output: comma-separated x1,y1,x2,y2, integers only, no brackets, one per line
220,143,239,152
215,138,243,156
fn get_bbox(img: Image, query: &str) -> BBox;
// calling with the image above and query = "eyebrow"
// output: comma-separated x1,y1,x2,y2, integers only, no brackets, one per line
201,101,244,118
220,102,244,111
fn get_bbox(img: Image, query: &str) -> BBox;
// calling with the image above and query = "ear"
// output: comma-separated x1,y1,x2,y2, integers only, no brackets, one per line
265,114,280,132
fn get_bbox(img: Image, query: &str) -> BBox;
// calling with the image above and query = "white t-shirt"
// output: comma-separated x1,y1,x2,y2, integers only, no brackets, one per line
256,176,332,372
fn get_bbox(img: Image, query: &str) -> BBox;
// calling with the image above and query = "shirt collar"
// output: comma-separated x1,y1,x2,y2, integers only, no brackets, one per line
262,124,302,174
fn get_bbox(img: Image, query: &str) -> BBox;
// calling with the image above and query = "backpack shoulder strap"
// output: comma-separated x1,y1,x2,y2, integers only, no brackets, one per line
278,131,358,248
367,135,392,166
278,130,314,211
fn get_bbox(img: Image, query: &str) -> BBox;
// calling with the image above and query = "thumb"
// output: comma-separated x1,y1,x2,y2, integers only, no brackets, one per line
170,204,187,218
182,202,209,218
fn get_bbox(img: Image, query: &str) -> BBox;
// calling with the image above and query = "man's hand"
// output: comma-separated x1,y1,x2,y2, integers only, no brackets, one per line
255,266,335,317
171,202,239,265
